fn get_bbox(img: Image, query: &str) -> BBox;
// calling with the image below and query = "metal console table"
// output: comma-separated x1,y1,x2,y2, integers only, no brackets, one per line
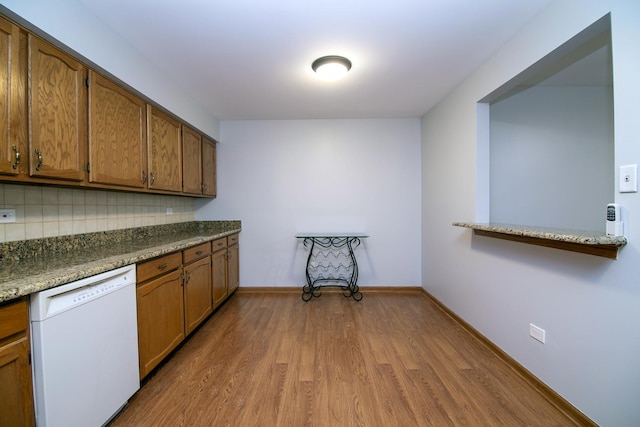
296,234,368,302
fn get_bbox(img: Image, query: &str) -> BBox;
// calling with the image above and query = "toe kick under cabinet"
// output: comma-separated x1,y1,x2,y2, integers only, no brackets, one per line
136,234,240,379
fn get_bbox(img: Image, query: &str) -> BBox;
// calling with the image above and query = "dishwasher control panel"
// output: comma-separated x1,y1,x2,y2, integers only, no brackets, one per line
71,276,130,303
30,265,136,321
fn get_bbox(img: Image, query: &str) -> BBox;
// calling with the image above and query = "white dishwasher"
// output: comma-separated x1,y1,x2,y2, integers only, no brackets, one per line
30,264,140,427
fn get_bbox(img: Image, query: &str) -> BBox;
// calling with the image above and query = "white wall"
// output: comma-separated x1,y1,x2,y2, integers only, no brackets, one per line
490,86,613,230
422,1,640,425
196,119,422,288
0,0,219,138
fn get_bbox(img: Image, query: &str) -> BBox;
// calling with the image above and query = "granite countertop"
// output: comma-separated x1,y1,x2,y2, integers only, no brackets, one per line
0,220,241,303
452,222,627,246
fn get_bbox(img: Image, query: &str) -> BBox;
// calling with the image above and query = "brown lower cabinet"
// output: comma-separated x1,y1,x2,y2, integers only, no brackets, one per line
136,253,184,379
211,233,240,309
211,237,228,308
0,298,35,427
183,243,212,336
227,234,240,295
136,235,239,379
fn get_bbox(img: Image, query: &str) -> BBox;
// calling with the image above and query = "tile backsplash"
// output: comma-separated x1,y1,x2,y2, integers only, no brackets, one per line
0,183,195,243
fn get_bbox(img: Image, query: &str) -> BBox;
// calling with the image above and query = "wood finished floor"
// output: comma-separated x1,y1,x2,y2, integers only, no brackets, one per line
109,290,581,426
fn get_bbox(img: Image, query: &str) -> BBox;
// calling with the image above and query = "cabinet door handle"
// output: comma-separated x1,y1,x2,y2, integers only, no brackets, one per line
195,250,203,256
157,263,168,270
35,148,43,171
142,170,147,184
11,145,20,169
150,172,156,185
185,272,191,283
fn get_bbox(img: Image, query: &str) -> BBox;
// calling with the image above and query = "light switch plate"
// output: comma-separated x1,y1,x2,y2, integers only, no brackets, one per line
620,164,637,193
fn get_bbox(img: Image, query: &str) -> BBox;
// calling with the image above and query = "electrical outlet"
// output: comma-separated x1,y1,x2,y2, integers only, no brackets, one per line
529,323,546,344
0,209,16,223
166,207,173,215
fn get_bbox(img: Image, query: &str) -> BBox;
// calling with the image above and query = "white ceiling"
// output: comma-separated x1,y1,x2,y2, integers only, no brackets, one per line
77,0,553,120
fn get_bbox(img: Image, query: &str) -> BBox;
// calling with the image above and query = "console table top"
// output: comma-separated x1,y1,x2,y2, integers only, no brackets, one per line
296,233,369,238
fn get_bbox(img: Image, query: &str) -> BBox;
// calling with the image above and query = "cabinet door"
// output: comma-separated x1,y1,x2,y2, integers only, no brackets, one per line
201,137,216,197
227,242,239,295
0,338,35,427
136,269,184,379
182,126,202,194
147,106,181,192
0,298,34,427
211,248,227,308
88,70,147,188
0,18,20,176
28,35,86,181
183,256,212,335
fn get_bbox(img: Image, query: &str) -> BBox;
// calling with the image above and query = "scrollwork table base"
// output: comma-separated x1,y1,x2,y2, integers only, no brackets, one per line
296,234,368,302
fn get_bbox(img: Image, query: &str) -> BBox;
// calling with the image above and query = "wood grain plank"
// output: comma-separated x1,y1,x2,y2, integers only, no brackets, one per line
109,291,591,427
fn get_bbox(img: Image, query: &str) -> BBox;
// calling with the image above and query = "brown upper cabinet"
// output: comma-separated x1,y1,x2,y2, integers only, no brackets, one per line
88,70,147,189
0,12,218,197
28,34,86,182
201,136,217,197
183,130,218,197
182,126,202,195
0,17,21,176
147,105,182,192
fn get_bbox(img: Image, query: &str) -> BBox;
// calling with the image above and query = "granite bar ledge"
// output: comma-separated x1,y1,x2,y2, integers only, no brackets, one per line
453,222,626,259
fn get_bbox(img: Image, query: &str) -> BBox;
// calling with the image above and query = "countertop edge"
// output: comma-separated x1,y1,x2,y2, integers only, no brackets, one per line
0,227,241,304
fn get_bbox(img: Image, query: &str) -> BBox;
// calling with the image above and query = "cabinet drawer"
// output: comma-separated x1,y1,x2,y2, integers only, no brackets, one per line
211,237,227,252
137,252,182,283
227,234,239,246
183,242,211,264
0,298,28,341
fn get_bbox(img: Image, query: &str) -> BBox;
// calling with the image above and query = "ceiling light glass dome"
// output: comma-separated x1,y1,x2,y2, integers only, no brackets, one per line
312,56,352,81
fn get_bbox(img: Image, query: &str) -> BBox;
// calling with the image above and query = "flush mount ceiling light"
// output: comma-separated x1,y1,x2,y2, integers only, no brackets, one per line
311,55,352,81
